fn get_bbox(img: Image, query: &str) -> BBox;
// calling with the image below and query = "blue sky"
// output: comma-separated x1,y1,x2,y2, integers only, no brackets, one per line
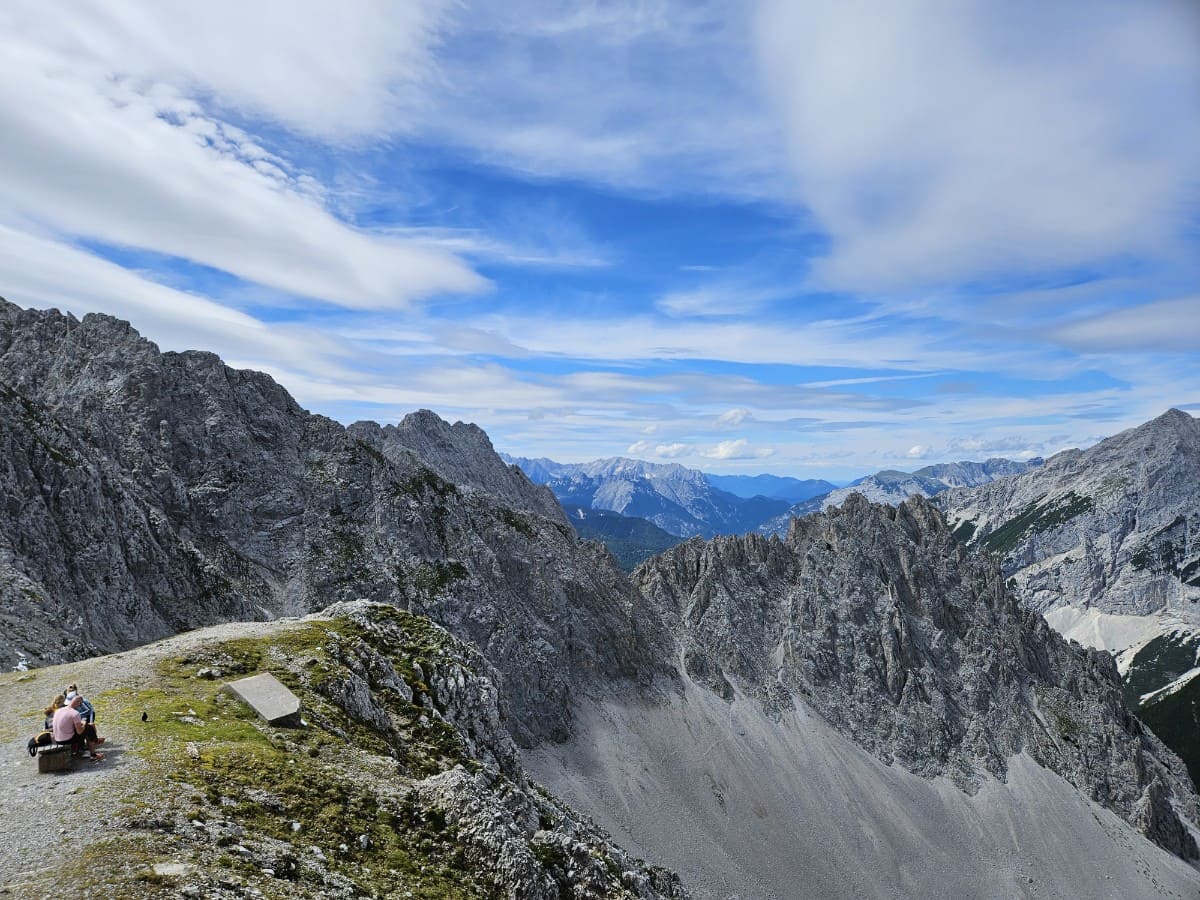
1,1,1197,480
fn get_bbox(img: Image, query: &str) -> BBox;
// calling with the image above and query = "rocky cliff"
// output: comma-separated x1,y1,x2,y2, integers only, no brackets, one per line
940,409,1200,621
0,299,666,746
632,495,1199,860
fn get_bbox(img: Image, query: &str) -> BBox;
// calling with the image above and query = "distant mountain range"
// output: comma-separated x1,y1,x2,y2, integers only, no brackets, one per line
758,457,1041,534
505,453,1042,545
701,473,835,503
502,455,792,538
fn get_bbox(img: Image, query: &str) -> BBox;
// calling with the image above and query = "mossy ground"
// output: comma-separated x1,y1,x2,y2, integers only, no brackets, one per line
69,615,489,898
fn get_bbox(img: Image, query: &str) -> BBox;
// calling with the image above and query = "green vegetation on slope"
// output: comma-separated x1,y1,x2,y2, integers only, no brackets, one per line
1124,633,1200,791
979,491,1095,557
1124,633,1200,709
1139,676,1200,790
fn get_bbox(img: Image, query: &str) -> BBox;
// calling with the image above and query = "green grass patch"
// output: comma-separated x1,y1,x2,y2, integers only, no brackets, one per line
950,519,977,545
1124,632,1200,709
82,614,494,897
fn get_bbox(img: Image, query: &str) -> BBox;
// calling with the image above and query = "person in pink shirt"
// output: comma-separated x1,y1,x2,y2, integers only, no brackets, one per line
51,696,105,760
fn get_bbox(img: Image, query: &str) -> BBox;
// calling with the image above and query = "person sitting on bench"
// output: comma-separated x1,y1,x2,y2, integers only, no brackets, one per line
51,695,105,760
43,693,66,730
64,684,95,725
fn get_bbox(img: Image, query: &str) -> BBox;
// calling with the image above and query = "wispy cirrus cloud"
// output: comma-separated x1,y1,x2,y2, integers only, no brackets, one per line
0,1,485,310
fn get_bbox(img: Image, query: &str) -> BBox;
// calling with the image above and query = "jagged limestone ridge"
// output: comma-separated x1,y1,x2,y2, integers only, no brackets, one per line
0,299,671,746
634,493,1200,859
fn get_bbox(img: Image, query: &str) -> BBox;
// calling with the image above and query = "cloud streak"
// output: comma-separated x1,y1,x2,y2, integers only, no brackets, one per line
755,0,1200,292
0,3,485,309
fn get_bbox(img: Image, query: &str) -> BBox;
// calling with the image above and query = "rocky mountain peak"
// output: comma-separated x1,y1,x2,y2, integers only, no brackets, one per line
349,410,566,525
940,408,1200,621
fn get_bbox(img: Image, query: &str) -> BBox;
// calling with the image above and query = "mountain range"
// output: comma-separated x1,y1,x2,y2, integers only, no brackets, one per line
1,298,1198,898
503,455,794,538
507,452,1038,544
758,457,1041,534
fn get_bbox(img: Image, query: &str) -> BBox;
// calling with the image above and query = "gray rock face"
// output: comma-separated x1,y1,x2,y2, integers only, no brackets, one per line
634,494,1200,859
940,409,1200,620
0,299,667,746
350,413,567,526
316,600,689,899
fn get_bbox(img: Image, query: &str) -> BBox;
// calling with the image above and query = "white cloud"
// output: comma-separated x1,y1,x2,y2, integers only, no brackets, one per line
718,408,750,426
655,442,689,458
1050,296,1200,354
702,438,774,460
905,445,930,459
755,0,1200,291
14,1,451,139
0,3,485,310
626,440,689,458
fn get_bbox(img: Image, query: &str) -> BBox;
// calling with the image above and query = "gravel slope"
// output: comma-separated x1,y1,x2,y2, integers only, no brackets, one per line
527,682,1200,900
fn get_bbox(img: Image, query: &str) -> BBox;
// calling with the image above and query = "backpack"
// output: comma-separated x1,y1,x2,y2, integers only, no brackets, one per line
27,730,54,757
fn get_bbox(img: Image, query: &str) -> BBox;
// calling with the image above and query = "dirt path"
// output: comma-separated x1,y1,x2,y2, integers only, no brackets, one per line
0,619,304,895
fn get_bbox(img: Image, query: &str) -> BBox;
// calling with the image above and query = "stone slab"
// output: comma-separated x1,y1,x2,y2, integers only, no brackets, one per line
37,744,72,774
225,673,302,727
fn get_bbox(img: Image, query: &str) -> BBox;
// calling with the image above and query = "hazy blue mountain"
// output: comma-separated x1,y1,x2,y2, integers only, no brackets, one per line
504,454,790,538
760,457,1040,535
702,473,836,503
562,504,683,571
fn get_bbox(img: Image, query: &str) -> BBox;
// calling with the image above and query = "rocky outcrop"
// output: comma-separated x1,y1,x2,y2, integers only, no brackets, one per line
285,601,690,899
0,601,689,898
0,299,668,746
634,494,1200,859
350,412,567,525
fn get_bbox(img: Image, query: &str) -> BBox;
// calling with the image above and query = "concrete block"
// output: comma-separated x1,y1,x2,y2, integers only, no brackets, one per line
38,744,72,773
225,673,302,727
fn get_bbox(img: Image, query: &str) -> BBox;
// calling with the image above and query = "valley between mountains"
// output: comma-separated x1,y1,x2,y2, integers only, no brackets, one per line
1,298,1199,899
